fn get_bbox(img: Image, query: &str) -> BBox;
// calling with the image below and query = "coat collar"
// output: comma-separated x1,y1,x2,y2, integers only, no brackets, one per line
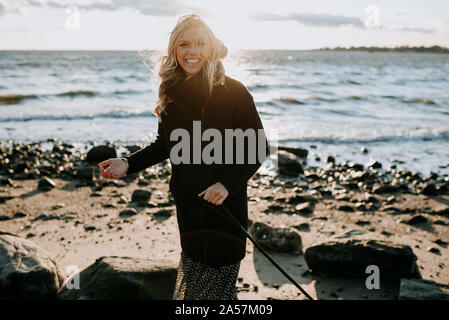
166,69,211,108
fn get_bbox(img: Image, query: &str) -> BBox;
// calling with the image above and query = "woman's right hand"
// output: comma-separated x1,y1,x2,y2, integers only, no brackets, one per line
98,158,128,179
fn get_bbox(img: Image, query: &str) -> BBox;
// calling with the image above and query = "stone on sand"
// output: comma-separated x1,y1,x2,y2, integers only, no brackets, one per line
304,239,420,279
56,256,178,300
0,232,64,299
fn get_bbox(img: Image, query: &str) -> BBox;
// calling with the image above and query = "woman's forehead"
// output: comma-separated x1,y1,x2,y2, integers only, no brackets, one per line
178,26,208,41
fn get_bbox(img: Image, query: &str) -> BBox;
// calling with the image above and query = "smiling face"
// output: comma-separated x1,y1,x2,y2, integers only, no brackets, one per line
176,26,211,79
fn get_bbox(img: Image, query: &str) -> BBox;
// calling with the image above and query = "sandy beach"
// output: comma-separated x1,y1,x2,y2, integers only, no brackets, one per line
1,140,448,300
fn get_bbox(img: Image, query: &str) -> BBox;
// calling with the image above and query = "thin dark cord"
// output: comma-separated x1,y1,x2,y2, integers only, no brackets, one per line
201,198,314,300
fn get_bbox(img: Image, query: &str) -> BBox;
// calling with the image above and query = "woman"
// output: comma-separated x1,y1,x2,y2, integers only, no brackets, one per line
98,14,269,300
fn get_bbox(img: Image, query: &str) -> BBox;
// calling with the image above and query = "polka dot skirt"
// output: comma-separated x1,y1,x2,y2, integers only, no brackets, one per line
172,251,241,300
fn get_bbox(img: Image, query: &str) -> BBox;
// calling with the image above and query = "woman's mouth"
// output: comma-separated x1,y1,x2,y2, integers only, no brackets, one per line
185,59,200,65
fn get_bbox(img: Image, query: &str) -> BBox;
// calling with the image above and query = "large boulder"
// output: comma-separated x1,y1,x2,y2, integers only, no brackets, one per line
399,279,449,300
86,145,116,164
277,150,304,177
57,256,178,300
249,222,303,254
304,239,420,279
0,231,64,299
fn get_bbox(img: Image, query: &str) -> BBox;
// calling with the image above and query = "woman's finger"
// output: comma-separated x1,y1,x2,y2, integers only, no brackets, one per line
98,160,110,167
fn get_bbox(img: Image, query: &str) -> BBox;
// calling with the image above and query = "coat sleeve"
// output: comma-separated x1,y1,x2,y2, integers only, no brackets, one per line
217,86,270,198
122,120,169,175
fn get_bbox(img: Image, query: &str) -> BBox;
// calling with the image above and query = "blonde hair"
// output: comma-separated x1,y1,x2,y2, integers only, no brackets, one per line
152,13,228,121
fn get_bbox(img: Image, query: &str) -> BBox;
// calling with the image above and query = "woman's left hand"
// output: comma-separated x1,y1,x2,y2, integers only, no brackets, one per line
198,182,229,205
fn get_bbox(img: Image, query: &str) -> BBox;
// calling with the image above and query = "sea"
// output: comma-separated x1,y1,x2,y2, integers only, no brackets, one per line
1,50,448,177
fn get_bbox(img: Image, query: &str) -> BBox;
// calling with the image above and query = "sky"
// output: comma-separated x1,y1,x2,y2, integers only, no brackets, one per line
0,0,448,50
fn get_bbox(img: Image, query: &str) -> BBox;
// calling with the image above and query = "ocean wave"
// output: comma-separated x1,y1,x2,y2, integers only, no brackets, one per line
0,89,147,105
0,94,38,105
278,130,449,145
0,110,156,122
401,98,437,105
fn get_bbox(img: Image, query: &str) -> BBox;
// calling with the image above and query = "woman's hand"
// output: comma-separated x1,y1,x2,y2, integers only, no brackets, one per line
198,182,229,205
98,158,128,179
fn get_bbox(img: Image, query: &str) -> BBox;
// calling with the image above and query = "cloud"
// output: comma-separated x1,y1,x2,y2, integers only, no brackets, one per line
250,11,364,28
0,3,5,16
20,0,206,17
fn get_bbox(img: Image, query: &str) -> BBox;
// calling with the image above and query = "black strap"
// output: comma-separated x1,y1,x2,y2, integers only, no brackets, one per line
201,198,314,300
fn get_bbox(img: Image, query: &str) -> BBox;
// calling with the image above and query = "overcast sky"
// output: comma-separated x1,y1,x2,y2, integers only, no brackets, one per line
1,0,448,50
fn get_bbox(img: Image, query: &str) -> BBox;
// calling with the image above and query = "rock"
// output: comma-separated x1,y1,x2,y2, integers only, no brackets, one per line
427,247,440,255
402,215,428,225
304,239,420,279
86,145,116,164
38,177,56,190
277,150,304,176
287,194,317,205
366,160,382,169
249,222,302,254
119,208,138,218
421,183,438,196
13,211,28,219
294,202,314,215
152,209,173,222
293,223,310,232
278,146,308,158
56,256,178,300
372,183,398,194
399,279,449,300
83,225,96,232
131,190,152,204
326,155,336,164
0,232,64,299
74,165,95,181
337,205,355,212
33,213,60,221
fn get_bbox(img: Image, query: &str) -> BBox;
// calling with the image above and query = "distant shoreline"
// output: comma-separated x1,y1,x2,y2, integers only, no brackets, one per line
318,45,449,54
1,46,449,53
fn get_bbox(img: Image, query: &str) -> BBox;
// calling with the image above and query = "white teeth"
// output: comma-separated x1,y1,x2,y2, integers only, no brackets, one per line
186,59,200,63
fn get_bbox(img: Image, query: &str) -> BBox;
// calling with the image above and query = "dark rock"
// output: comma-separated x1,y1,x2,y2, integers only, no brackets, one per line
119,208,138,218
74,165,95,181
421,183,438,196
304,239,420,279
287,194,317,205
293,223,310,232
86,145,116,164
372,183,398,194
434,239,448,248
326,155,336,164
355,220,371,226
295,202,314,215
366,160,382,169
34,213,60,221
427,247,440,255
131,190,152,203
338,205,355,212
56,256,178,300
84,225,96,232
277,150,304,176
249,222,302,254
0,232,64,299
348,162,364,171
278,146,308,158
38,177,56,190
152,209,173,223
399,279,449,300
402,215,428,225
13,211,28,219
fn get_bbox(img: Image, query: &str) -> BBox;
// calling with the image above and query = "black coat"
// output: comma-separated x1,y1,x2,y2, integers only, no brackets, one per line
123,70,269,267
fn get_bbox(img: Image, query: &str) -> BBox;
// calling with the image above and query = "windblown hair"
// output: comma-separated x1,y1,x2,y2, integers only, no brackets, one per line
153,13,228,121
